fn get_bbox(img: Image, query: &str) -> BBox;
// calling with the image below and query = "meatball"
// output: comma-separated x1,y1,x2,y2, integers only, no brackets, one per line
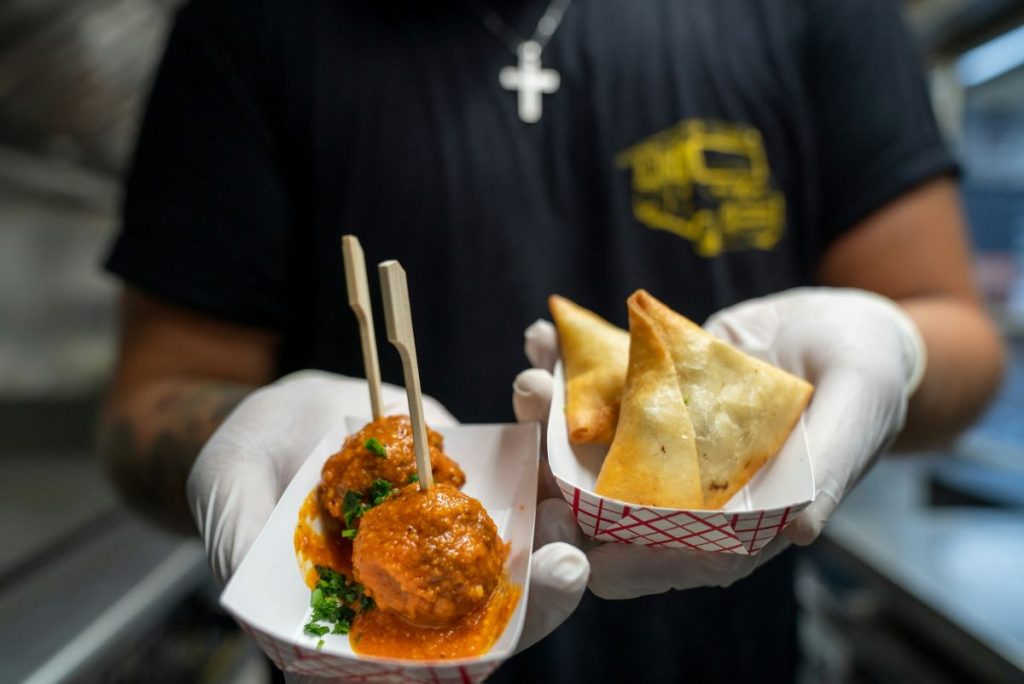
320,415,465,526
352,483,506,628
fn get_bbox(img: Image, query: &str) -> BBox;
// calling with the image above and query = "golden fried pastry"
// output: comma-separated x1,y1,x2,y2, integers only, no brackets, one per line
548,295,629,444
594,297,704,508
631,290,813,507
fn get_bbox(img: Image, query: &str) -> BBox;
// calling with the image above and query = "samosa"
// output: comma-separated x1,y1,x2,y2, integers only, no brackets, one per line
631,290,813,508
594,298,704,508
548,295,629,444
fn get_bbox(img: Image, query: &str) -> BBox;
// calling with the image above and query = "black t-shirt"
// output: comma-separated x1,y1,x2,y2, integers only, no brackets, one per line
107,0,954,681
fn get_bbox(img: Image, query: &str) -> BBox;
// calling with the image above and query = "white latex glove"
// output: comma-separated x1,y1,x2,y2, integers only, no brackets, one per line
187,370,587,656
704,287,925,542
513,287,925,599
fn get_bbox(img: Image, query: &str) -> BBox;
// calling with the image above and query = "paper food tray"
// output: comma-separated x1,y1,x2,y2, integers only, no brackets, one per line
548,363,813,555
221,417,539,682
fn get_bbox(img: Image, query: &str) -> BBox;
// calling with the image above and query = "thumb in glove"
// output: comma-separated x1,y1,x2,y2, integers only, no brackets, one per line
516,498,590,652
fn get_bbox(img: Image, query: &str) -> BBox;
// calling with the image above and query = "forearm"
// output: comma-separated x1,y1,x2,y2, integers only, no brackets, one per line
895,296,1005,451
98,378,254,533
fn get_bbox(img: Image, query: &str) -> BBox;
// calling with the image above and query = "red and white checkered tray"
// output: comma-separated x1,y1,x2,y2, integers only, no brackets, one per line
220,418,539,682
548,363,813,555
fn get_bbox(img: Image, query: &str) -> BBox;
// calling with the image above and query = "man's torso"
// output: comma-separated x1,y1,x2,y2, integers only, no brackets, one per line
273,0,822,424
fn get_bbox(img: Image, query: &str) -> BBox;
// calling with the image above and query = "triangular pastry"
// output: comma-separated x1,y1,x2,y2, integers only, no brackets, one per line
594,297,704,508
549,295,629,444
631,290,813,508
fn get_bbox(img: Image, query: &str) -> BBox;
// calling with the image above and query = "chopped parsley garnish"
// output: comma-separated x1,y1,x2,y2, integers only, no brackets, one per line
340,479,396,535
364,437,388,457
303,566,372,645
407,472,419,484
304,622,329,637
341,490,365,528
367,478,394,506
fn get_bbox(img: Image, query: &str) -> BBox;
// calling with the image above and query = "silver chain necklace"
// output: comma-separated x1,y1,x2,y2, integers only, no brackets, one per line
464,0,574,123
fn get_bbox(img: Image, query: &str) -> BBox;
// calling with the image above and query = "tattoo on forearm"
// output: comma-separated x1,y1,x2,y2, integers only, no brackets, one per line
101,382,250,533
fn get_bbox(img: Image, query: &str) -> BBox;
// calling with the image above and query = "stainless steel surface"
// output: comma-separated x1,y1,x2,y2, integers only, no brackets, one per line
22,543,204,684
825,456,1024,675
0,455,117,580
0,511,204,684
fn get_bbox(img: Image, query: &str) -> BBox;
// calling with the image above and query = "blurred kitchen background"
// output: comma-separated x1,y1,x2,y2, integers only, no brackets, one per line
0,1,1022,682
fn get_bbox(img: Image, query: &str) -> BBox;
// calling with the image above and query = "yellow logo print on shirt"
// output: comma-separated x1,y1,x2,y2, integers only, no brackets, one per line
616,119,785,257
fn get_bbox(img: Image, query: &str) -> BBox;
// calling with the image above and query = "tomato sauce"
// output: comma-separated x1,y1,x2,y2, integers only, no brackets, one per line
294,485,521,660
294,488,352,587
350,576,521,660
319,416,465,526
352,483,507,628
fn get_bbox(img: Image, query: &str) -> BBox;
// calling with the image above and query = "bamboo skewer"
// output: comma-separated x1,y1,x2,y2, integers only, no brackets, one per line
378,260,433,491
341,235,384,421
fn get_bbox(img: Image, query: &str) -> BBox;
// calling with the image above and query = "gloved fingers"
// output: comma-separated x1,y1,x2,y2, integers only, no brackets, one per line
524,319,559,372
785,382,858,546
704,288,918,549
512,368,553,425
187,454,280,585
587,542,768,600
513,370,554,497
516,541,589,653
783,492,840,546
789,366,906,546
534,497,587,549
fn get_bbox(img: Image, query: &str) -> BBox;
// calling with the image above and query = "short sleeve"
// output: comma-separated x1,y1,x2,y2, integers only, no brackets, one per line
105,0,290,328
805,0,958,241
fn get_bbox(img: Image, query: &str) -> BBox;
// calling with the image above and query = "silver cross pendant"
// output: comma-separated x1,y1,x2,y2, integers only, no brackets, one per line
499,40,560,123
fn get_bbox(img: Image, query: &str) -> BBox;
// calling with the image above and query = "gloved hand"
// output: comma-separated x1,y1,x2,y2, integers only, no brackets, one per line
514,287,925,599
187,370,588,654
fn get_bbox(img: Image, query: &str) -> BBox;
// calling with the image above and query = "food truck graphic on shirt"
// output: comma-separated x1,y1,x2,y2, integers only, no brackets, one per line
617,119,786,257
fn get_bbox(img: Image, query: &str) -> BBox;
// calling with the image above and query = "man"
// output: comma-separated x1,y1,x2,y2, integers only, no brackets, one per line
100,0,1004,681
